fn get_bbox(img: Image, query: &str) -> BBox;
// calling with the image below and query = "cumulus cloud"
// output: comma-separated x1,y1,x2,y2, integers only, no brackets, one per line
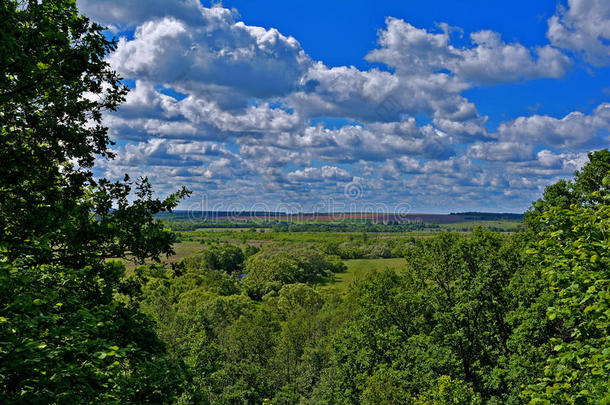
547,0,610,66
239,145,310,169
112,138,234,166
467,141,534,162
109,12,311,107
239,119,455,162
365,19,455,75
286,166,352,182
105,81,303,141
434,117,488,139
85,1,607,211
77,0,204,28
506,150,589,179
292,61,480,130
366,18,571,85
497,103,610,149
100,139,253,189
453,31,571,84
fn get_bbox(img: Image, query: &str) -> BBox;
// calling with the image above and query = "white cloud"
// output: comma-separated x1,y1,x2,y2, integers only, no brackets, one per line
366,18,571,85
286,166,352,182
113,138,234,166
434,117,488,139
105,81,303,141
506,150,589,180
85,1,604,211
77,0,205,28
292,61,479,127
453,31,571,84
109,13,311,107
239,145,310,169
365,19,454,75
497,103,610,149
547,0,610,66
243,120,455,162
535,149,588,171
467,141,534,162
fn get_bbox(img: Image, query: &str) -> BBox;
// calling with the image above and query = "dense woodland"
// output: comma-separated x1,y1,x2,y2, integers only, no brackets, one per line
1,1,609,404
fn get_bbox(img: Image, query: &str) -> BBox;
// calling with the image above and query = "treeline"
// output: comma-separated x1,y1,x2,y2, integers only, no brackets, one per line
164,219,438,233
163,220,263,231
442,224,524,233
183,230,418,260
270,220,436,233
449,212,524,220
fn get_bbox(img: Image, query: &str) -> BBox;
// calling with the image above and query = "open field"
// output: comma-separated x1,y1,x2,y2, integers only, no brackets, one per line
123,241,205,272
124,216,522,273
319,258,407,293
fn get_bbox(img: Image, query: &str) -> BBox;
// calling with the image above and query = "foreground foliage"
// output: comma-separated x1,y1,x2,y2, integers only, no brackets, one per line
524,150,610,403
1,0,188,402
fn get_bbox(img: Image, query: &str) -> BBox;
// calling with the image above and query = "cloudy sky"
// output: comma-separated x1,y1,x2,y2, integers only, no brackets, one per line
79,0,610,213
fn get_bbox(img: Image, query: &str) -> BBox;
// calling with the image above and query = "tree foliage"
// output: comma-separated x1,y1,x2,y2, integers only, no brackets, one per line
523,150,610,403
243,245,345,299
0,0,189,402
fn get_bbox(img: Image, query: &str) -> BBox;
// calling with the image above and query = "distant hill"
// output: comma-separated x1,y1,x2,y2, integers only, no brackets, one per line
449,212,524,221
156,210,523,224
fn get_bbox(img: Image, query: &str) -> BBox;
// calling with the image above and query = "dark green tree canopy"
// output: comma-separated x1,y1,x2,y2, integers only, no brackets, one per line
524,149,610,231
523,149,610,403
0,1,190,402
0,0,189,265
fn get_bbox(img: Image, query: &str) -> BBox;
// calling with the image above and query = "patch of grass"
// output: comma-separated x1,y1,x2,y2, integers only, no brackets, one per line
171,242,206,261
319,258,407,294
121,242,205,273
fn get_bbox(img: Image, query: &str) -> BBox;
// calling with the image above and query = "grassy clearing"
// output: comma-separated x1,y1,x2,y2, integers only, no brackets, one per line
319,258,407,294
122,242,205,273
171,242,206,261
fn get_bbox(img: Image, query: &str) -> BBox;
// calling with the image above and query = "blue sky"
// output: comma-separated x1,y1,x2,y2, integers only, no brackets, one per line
79,0,610,213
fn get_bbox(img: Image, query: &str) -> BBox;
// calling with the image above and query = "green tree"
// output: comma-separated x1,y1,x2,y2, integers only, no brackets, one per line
0,260,188,403
243,246,343,299
1,0,189,266
524,150,610,231
202,244,245,274
413,375,481,405
0,0,189,401
360,368,412,405
524,150,610,403
320,230,539,403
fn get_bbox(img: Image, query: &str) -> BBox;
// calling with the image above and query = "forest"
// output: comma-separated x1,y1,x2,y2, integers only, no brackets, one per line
1,1,609,404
